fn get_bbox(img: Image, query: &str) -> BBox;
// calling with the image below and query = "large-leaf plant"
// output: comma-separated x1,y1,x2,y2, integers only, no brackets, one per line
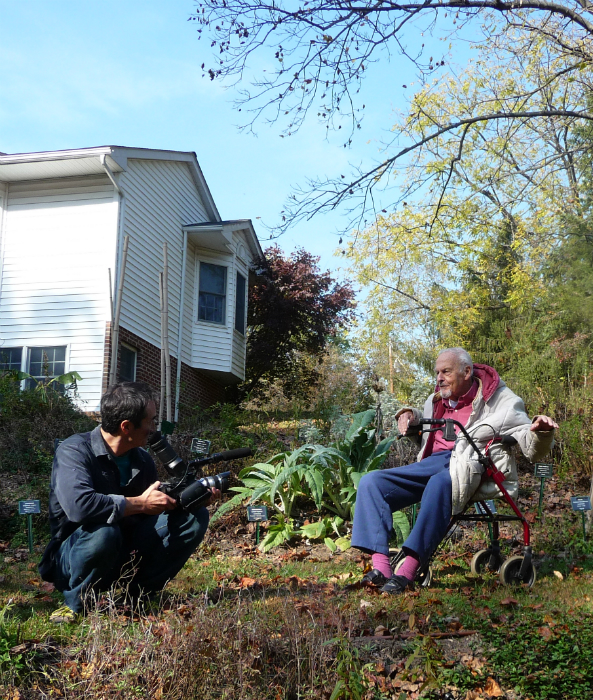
308,409,395,521
210,444,324,551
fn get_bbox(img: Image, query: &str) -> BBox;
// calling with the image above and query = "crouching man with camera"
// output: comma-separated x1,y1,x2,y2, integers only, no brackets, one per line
40,382,218,623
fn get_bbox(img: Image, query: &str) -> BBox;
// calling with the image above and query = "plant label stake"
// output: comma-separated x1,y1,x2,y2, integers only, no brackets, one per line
191,438,211,455
19,500,40,553
247,506,269,545
534,463,554,519
571,496,591,541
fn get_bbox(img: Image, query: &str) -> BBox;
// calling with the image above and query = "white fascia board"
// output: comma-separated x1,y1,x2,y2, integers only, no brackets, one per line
0,146,119,165
0,148,124,183
109,147,220,223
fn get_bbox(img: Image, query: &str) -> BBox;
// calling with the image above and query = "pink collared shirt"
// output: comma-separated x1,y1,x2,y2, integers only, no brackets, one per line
432,380,478,453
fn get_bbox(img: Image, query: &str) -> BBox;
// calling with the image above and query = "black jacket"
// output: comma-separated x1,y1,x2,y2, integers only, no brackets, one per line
47,426,157,540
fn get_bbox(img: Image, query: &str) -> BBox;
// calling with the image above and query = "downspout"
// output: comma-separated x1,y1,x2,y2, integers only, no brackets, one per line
0,183,8,326
174,230,188,422
100,154,126,385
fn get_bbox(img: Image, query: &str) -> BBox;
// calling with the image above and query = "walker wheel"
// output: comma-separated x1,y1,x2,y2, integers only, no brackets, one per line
393,557,433,588
499,555,537,587
470,549,503,575
389,548,404,571
416,565,432,588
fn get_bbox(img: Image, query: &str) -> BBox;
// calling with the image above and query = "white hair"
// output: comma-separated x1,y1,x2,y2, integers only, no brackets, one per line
438,347,473,374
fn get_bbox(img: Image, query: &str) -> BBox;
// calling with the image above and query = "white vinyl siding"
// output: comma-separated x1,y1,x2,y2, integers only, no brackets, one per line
118,159,208,367
0,175,118,411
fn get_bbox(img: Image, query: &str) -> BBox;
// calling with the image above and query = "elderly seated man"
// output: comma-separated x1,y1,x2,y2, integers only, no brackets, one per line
351,347,557,594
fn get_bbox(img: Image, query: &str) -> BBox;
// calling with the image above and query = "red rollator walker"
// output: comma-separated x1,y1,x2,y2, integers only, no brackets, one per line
390,418,537,587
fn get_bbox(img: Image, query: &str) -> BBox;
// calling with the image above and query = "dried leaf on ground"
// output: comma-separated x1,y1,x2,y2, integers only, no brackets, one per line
484,677,504,696
499,597,518,607
537,626,553,641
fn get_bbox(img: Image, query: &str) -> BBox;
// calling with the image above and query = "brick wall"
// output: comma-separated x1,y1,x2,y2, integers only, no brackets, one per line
102,323,226,413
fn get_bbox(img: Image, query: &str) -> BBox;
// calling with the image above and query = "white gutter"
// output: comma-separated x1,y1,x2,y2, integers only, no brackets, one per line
174,230,188,422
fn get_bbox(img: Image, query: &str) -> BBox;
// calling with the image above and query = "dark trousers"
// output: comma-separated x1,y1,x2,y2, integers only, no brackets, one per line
53,508,209,613
351,451,452,564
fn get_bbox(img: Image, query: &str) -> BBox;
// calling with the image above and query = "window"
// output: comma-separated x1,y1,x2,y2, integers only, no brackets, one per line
198,262,227,324
235,272,246,334
0,347,22,372
119,344,137,382
26,346,66,390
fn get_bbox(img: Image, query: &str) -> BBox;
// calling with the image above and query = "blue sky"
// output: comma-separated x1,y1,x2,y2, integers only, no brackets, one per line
0,0,467,277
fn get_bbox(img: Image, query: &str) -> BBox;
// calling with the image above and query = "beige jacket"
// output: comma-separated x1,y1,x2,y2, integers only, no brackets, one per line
397,378,554,514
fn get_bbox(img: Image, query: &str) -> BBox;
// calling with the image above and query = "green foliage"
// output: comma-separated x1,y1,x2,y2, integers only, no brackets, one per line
329,636,371,700
307,410,395,520
299,515,351,552
258,513,297,552
0,373,95,471
219,410,393,550
473,615,593,700
391,510,410,546
0,603,25,679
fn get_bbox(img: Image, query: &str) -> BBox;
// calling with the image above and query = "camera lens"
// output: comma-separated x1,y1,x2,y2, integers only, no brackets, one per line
148,432,186,477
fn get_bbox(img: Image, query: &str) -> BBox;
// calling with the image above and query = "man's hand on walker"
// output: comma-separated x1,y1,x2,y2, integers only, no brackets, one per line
397,411,414,435
530,415,558,432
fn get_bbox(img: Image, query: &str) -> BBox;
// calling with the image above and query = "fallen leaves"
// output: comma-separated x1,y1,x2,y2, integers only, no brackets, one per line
499,597,519,607
553,570,564,580
537,626,553,641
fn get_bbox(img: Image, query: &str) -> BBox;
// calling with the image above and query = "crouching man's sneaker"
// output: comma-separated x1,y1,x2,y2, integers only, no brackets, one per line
50,605,78,624
361,569,389,587
380,574,414,594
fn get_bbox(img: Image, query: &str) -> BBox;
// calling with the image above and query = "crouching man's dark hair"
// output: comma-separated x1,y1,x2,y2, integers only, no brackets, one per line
100,382,158,435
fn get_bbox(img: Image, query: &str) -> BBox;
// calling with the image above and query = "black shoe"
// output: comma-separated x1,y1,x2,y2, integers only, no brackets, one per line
361,569,389,587
380,574,414,594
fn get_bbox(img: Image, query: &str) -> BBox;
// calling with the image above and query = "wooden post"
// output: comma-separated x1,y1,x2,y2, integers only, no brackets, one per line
109,235,129,385
162,243,172,423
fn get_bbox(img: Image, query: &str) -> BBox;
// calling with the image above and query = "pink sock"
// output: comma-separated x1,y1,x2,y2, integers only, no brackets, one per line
371,553,393,579
398,553,420,581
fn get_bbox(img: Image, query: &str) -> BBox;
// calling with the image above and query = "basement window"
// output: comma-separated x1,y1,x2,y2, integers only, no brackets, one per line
0,347,23,372
119,344,137,382
26,346,66,390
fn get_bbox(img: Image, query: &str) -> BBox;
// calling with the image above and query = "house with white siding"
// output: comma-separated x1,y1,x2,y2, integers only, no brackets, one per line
0,146,263,415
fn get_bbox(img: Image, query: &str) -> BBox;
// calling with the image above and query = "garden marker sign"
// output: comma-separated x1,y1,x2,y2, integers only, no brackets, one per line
247,505,269,545
191,438,212,455
19,500,40,553
534,463,554,518
570,496,592,541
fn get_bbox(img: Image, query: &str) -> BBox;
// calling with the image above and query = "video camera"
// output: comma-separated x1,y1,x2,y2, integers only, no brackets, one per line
147,431,253,511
